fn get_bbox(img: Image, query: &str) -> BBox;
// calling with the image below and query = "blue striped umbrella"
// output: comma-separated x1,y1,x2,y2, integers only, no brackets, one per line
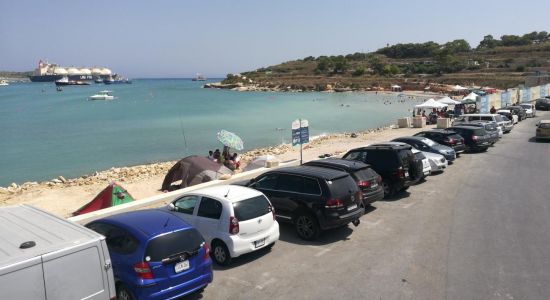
217,130,244,150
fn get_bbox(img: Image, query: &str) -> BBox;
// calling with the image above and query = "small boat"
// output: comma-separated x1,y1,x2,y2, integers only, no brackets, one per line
55,77,91,86
89,90,114,100
0,80,9,86
94,78,103,84
192,73,206,81
104,75,132,84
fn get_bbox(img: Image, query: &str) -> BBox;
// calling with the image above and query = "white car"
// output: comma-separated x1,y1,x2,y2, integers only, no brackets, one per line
519,103,535,117
165,185,279,265
496,110,519,124
411,148,431,178
421,151,448,173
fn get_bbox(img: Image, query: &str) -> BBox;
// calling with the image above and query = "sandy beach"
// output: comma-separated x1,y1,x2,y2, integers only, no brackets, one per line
0,115,436,218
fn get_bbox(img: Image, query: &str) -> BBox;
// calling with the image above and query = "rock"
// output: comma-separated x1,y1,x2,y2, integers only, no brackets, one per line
58,176,67,183
10,182,18,189
51,178,62,184
0,187,9,194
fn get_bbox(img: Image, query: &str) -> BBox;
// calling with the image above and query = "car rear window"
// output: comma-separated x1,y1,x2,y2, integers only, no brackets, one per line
421,138,436,147
233,195,271,221
327,176,358,198
473,128,486,135
145,228,204,262
539,123,550,129
397,150,412,166
484,123,497,131
352,167,378,181
479,116,493,122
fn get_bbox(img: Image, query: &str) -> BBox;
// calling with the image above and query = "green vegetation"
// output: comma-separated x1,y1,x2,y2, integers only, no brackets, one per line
0,71,32,78
223,31,550,90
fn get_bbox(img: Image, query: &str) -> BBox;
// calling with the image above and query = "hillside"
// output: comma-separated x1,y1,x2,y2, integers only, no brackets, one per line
220,32,550,92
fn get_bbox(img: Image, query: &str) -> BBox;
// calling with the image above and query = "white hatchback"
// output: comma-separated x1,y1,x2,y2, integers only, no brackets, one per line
165,185,279,266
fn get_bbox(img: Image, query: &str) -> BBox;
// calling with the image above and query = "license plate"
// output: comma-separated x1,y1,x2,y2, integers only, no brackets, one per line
174,260,189,273
371,183,378,188
254,238,266,248
347,204,358,211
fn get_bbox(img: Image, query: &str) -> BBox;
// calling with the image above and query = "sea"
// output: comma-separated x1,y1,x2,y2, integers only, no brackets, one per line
0,79,423,186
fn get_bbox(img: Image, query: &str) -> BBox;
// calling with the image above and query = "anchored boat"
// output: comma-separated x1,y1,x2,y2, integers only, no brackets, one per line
89,90,114,100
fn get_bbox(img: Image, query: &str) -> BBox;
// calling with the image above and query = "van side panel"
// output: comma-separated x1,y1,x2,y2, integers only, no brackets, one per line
43,245,108,300
0,257,45,299
99,240,116,299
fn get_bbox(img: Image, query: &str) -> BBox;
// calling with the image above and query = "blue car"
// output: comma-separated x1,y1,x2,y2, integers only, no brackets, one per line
86,209,213,300
392,136,456,162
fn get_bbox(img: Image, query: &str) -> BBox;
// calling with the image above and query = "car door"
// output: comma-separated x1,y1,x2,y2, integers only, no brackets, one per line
171,195,200,226
249,173,290,220
195,197,223,244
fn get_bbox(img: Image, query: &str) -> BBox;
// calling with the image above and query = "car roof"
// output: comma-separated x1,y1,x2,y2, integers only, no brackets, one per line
418,129,457,135
304,158,371,172
90,209,192,240
449,125,480,130
267,165,350,181
540,120,550,124
363,142,412,150
393,136,425,142
188,185,264,203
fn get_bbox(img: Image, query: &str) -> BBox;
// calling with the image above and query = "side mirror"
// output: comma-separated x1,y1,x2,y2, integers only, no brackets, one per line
168,203,176,211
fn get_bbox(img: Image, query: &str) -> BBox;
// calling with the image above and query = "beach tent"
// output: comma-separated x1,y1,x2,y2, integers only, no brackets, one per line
452,85,468,91
391,84,402,92
73,182,135,216
161,155,233,191
462,92,480,104
415,98,448,109
243,155,280,172
437,96,461,105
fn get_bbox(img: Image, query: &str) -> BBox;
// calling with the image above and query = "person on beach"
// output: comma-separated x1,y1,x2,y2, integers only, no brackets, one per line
213,149,221,161
490,106,496,114
207,151,214,161
232,153,240,169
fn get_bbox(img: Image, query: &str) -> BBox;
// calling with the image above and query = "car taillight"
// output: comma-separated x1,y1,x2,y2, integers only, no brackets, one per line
447,138,456,144
202,242,209,260
472,135,479,141
325,198,343,209
134,262,154,280
357,180,370,187
269,204,275,220
396,167,406,178
229,216,239,235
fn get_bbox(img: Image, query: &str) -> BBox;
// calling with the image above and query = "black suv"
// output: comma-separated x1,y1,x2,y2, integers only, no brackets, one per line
413,129,466,154
246,166,364,240
448,125,491,152
503,106,527,121
304,158,384,207
342,143,415,198
536,98,550,110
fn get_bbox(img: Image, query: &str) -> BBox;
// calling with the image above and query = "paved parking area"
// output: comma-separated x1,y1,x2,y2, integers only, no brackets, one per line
189,111,550,300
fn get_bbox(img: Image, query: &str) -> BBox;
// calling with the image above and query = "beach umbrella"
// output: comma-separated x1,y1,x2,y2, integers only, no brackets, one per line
217,130,244,150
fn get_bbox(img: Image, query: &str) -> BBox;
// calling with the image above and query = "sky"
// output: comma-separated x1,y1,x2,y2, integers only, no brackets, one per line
1,0,549,78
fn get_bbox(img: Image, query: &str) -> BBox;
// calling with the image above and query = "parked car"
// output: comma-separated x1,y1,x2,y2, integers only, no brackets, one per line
164,185,279,265
536,120,550,141
496,110,519,124
535,98,550,111
421,151,448,173
303,158,384,207
246,166,364,240
86,209,213,300
0,204,116,300
343,143,415,198
503,106,527,121
493,114,514,133
447,125,492,152
411,148,431,179
466,121,501,142
413,129,466,154
392,136,456,162
519,103,536,117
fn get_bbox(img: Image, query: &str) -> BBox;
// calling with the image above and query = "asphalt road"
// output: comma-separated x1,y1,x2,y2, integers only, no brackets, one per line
189,111,550,300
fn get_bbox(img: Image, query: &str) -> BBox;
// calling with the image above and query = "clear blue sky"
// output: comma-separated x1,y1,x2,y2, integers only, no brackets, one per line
1,0,549,78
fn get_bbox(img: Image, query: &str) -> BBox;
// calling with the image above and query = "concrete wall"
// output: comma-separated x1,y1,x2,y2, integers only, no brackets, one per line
69,160,300,224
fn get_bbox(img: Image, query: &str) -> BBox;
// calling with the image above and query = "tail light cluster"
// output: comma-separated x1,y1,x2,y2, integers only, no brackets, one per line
202,242,209,260
325,198,343,209
229,216,239,235
446,137,457,145
357,180,370,187
268,204,275,220
472,135,479,141
395,167,406,179
134,262,154,279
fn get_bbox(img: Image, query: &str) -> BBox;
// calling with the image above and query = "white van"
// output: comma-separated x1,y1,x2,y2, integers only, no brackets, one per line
0,205,116,300
453,113,507,135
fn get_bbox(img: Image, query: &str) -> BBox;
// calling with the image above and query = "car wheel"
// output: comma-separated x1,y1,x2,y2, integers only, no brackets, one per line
211,241,232,266
382,180,395,199
117,284,134,300
294,213,320,240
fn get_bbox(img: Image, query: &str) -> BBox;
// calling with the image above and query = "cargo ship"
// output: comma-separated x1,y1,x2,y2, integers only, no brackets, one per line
29,60,113,82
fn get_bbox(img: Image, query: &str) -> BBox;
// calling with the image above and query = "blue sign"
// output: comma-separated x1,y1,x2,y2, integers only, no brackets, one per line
541,85,548,98
521,88,530,102
291,119,309,146
480,95,489,113
501,92,510,108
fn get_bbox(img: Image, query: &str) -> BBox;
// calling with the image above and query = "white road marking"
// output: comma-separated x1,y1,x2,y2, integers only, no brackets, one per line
255,277,277,290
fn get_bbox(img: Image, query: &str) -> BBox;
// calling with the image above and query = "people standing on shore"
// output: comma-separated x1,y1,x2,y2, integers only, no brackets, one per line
213,149,221,162
490,106,496,114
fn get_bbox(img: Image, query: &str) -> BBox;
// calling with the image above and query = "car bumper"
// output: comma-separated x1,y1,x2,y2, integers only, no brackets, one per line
452,144,466,153
361,186,384,204
134,264,213,300
319,207,365,230
226,221,280,258
536,135,550,140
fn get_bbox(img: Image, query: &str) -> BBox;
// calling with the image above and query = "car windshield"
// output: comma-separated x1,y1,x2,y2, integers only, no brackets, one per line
421,138,436,147
233,195,271,221
145,228,204,262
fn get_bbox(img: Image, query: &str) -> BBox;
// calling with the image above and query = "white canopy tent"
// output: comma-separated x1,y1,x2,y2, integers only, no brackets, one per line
436,96,461,105
414,98,448,109
462,92,479,101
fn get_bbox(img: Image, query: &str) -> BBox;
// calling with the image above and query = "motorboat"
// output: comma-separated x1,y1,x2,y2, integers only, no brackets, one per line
94,78,104,84
89,90,114,100
104,75,132,84
0,80,9,86
192,73,206,81
55,77,90,86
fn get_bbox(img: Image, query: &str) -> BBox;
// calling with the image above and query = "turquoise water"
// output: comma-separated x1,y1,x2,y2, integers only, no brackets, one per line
0,79,419,186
